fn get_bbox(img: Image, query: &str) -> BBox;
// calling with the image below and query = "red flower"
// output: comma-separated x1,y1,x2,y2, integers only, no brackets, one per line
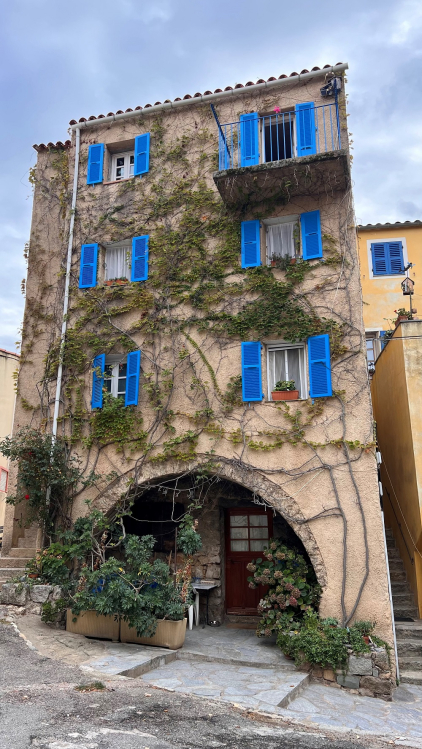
25,494,30,500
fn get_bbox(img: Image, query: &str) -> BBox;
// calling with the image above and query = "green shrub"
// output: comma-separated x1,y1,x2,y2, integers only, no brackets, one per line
247,540,321,636
276,611,380,671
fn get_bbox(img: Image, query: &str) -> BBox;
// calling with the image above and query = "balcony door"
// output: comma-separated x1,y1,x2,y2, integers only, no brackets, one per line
225,508,273,615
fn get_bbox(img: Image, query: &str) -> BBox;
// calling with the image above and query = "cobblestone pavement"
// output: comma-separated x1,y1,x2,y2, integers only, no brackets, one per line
4,611,422,747
0,621,391,749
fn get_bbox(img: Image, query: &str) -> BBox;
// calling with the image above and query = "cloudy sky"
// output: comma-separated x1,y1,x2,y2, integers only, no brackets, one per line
0,0,421,352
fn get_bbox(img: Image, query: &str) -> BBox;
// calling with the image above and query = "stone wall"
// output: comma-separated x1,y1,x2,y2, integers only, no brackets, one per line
312,647,394,700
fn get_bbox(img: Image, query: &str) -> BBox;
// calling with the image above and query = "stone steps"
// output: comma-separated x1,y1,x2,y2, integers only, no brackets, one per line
7,547,37,558
0,557,29,569
386,530,422,685
397,638,422,656
398,657,422,670
400,671,422,685
18,537,39,548
396,622,422,640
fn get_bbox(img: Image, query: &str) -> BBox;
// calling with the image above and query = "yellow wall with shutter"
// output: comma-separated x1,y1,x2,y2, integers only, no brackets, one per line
357,223,422,331
371,320,422,617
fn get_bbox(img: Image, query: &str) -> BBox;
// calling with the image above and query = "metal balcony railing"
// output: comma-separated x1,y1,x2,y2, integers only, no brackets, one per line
218,101,341,171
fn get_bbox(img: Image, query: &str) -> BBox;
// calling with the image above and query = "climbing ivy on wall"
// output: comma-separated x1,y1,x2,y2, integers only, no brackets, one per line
17,80,376,626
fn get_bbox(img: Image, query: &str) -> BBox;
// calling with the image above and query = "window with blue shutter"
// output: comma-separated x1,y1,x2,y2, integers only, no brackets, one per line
301,211,322,259
125,351,141,406
92,354,105,409
131,236,149,282
371,242,404,275
240,113,259,167
307,335,332,398
79,243,98,289
87,144,104,185
134,133,150,176
241,221,261,268
241,342,263,402
295,103,316,157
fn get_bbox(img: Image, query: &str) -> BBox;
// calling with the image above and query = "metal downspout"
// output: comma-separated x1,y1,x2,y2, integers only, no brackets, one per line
51,126,80,439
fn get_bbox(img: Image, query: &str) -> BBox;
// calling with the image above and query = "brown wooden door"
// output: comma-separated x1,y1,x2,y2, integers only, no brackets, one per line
225,508,273,615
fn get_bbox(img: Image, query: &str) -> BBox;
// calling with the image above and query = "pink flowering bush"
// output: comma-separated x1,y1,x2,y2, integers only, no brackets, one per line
247,540,321,637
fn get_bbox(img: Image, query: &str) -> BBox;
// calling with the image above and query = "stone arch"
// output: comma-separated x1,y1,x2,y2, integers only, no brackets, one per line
90,459,328,589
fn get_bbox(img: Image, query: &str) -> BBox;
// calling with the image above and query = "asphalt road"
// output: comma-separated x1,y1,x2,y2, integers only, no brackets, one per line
0,622,391,749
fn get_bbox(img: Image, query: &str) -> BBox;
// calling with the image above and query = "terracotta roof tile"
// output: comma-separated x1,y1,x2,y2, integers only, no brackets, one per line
358,220,422,230
67,66,342,126
33,140,71,152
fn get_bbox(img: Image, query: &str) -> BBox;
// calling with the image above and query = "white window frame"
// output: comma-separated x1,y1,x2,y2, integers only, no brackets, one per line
260,111,296,165
104,240,131,281
366,237,408,280
0,467,8,493
104,354,128,399
262,215,300,266
110,151,135,182
266,342,307,400
365,329,384,365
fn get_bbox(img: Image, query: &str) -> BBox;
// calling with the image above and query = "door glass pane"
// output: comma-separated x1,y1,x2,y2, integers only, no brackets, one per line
286,348,300,393
230,515,248,526
249,515,268,526
250,527,269,539
230,527,248,539
250,539,267,551
231,540,249,551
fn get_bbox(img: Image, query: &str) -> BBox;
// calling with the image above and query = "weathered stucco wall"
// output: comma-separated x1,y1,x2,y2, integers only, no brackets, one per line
372,320,422,616
3,70,395,663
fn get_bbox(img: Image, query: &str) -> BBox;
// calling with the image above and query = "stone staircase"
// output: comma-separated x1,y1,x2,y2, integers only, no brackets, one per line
386,527,422,684
0,527,39,589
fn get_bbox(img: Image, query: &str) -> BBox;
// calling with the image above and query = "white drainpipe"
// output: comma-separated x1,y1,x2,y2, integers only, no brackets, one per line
51,126,80,439
71,63,348,131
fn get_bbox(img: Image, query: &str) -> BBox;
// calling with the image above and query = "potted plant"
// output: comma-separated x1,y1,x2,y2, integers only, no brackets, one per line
394,308,412,327
68,517,201,648
105,277,128,287
271,380,299,401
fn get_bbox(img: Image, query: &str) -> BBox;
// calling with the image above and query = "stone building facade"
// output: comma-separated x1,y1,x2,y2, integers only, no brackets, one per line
2,62,395,663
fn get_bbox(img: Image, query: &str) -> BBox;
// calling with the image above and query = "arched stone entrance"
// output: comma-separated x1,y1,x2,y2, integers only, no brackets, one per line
88,463,326,624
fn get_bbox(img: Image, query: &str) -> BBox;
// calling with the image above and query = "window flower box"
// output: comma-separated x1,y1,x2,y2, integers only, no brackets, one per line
272,390,299,401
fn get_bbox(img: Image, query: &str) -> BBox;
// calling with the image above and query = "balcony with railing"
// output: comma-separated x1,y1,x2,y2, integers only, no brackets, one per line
213,101,349,208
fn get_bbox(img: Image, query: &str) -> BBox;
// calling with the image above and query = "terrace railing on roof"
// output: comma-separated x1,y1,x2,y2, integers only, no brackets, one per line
218,101,341,171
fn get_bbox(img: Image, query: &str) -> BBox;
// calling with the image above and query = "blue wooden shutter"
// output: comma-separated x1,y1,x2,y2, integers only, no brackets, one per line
92,354,105,409
134,133,150,176
388,241,404,274
301,211,322,259
87,144,104,184
241,221,261,268
295,103,316,157
241,342,263,402
308,335,332,398
125,351,141,406
131,235,149,281
371,243,387,275
79,243,98,288
240,113,259,167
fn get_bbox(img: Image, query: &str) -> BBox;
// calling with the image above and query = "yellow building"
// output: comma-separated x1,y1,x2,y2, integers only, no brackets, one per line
371,320,422,618
0,349,19,533
357,220,422,367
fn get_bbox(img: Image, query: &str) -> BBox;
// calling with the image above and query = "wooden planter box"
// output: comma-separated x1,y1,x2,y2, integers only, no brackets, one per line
120,618,187,649
272,390,299,401
66,609,120,641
